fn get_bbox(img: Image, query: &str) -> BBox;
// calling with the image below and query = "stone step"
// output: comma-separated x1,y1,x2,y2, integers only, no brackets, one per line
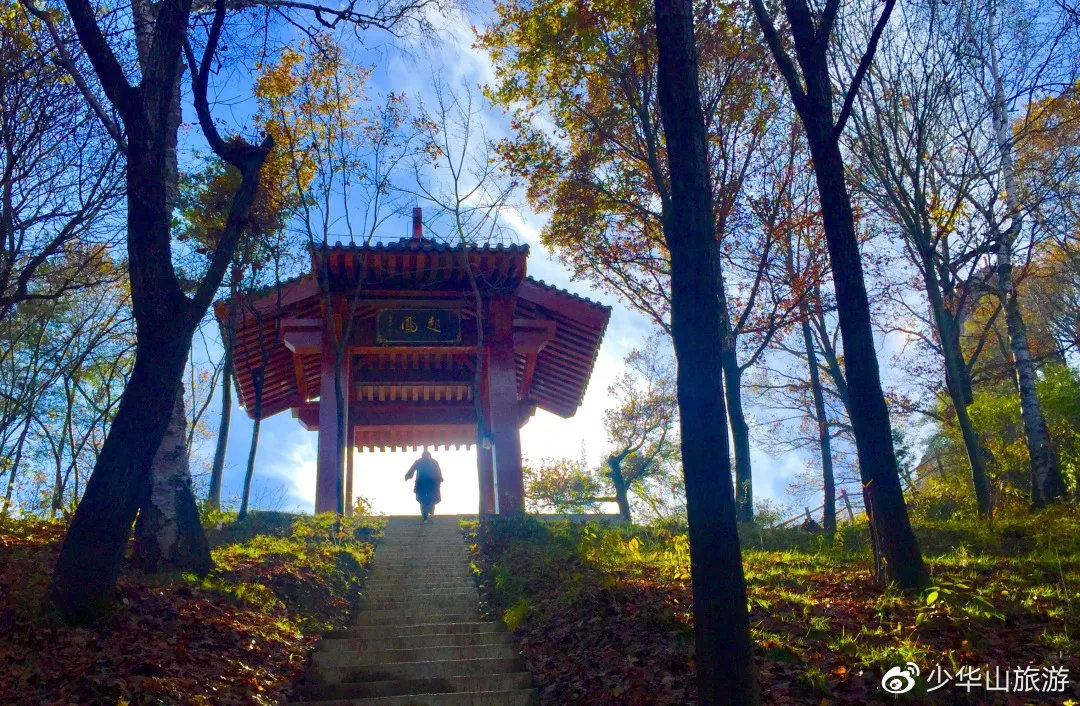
308,657,526,685
360,596,479,611
359,602,479,615
367,565,473,574
374,544,467,549
360,595,479,608
368,564,468,569
293,688,539,705
362,587,476,595
320,632,515,653
352,611,480,627
370,560,467,565
362,587,477,600
291,517,534,706
365,569,470,574
369,559,468,566
326,622,503,640
313,642,521,667
360,592,478,603
365,575,474,584
362,587,477,591
298,673,533,701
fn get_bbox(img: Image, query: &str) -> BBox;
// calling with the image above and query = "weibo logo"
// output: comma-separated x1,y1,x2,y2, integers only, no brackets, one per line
881,662,920,694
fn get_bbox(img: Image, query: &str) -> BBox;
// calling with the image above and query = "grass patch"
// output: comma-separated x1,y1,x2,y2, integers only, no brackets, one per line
468,510,1080,705
0,510,384,704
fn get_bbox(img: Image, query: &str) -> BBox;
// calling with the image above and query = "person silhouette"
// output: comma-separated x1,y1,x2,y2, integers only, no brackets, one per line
404,448,444,522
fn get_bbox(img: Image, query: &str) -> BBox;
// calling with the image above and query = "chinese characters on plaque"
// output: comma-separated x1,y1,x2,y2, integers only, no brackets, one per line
376,308,462,344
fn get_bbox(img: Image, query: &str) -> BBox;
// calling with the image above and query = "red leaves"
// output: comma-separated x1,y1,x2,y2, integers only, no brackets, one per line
472,519,1080,705
0,515,375,705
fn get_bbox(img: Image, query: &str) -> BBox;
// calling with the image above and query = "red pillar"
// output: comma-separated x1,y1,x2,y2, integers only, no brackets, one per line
477,347,496,515
345,442,355,516
487,295,524,514
315,304,347,514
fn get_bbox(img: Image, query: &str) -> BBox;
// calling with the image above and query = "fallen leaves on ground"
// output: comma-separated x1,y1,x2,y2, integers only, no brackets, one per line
0,511,380,705
467,513,1080,705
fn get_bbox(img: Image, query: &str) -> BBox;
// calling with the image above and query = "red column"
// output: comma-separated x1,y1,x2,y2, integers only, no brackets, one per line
487,295,524,514
315,305,347,514
477,346,496,515
345,442,355,516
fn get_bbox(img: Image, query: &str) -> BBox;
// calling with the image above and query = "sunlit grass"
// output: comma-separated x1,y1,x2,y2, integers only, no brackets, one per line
468,509,1080,702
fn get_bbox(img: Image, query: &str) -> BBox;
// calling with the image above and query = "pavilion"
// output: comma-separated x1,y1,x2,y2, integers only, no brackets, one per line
214,210,611,515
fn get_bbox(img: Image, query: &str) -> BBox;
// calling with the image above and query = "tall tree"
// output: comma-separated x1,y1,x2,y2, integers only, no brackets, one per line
2,260,133,516
480,0,788,521
409,76,521,507
1,0,123,321
749,0,929,587
653,0,757,702
263,37,415,514
523,338,680,522
965,0,1072,505
602,339,679,521
132,385,212,574
846,0,996,516
178,89,311,512
45,0,439,620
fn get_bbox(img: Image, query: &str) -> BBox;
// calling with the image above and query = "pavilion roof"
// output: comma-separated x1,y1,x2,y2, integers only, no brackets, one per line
214,254,611,444
311,236,529,293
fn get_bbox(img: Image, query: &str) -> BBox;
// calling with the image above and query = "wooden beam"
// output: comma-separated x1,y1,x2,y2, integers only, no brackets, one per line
315,309,347,515
352,367,473,384
293,404,319,430
518,400,538,427
280,317,322,330
488,295,524,514
296,401,477,427
478,347,495,515
512,317,556,352
292,353,308,400
520,351,539,400
219,277,321,321
516,279,610,328
283,329,321,354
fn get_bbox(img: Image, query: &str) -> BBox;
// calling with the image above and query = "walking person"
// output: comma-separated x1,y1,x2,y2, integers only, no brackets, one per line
404,449,444,521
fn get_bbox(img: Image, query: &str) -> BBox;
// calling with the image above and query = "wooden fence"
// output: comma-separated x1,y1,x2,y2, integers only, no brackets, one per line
775,488,860,528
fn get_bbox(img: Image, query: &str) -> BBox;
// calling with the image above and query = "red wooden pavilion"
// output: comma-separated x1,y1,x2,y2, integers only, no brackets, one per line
215,210,611,515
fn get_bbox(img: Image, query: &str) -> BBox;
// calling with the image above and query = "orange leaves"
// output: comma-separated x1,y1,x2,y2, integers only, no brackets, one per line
0,515,377,704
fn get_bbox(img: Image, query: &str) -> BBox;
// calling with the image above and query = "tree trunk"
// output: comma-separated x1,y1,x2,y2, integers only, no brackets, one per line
334,345,347,515
986,9,1066,508
2,417,32,517
801,316,835,534
133,385,213,575
921,249,993,516
1002,293,1064,505
51,334,193,621
50,105,204,620
237,418,259,519
721,353,753,522
237,378,262,520
207,349,231,512
654,1,758,702
51,0,269,622
804,126,926,587
607,457,633,522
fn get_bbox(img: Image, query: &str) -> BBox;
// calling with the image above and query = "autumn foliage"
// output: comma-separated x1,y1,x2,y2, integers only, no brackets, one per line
0,511,381,704
469,515,1080,705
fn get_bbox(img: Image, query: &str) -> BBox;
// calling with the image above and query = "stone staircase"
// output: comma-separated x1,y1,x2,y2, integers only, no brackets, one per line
293,515,538,706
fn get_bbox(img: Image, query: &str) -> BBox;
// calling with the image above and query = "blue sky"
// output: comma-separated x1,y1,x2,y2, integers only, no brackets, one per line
190,2,875,518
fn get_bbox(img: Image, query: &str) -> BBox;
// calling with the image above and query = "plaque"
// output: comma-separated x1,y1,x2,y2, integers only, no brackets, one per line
376,308,462,344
